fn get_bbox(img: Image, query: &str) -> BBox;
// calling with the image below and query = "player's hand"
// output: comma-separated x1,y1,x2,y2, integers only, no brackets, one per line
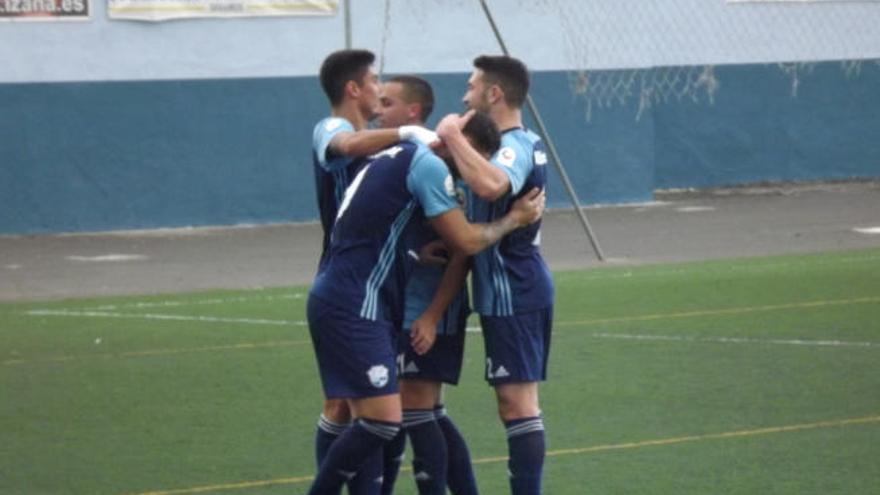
399,125,439,146
511,187,546,226
418,239,450,266
435,110,475,140
410,316,438,355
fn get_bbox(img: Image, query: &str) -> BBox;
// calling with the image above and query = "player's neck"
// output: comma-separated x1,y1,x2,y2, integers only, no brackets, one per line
490,106,522,132
332,100,369,131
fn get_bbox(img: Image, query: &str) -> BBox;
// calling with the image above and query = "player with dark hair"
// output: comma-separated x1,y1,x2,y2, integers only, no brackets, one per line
305,110,545,495
311,49,438,494
437,55,555,495
376,76,480,495
377,75,435,129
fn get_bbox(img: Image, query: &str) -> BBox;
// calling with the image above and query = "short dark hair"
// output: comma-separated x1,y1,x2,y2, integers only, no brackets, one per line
319,49,375,106
388,75,435,122
462,111,501,157
473,55,530,108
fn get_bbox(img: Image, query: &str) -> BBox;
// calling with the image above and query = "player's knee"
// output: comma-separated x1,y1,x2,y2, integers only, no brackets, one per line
322,399,351,423
400,379,442,410
495,385,540,421
497,400,539,421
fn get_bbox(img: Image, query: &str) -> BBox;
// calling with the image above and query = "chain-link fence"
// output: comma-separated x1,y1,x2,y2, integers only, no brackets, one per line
377,0,880,121
540,0,880,120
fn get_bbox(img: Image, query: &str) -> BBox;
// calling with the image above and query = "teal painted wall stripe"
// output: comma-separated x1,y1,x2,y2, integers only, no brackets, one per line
1,60,878,235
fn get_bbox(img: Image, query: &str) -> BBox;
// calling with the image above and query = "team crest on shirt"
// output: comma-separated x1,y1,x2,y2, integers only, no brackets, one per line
496,147,516,168
324,118,344,132
444,174,456,197
367,365,390,388
534,150,548,165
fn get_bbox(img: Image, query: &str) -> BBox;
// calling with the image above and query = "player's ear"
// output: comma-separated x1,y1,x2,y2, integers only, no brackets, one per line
488,84,503,105
407,103,421,121
345,80,360,99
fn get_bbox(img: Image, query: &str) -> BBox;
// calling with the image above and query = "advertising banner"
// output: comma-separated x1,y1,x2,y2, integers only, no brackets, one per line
108,0,337,21
0,0,89,20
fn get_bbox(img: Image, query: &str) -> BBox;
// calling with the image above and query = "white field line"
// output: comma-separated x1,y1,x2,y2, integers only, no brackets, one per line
80,293,305,311
25,309,305,327
66,254,148,262
12,309,877,367
467,326,878,348
675,206,716,212
584,332,880,348
27,295,879,350
36,252,880,313
564,253,880,282
4,340,312,366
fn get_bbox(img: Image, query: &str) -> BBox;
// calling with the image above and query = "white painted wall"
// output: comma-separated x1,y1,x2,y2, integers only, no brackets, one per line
2,0,880,83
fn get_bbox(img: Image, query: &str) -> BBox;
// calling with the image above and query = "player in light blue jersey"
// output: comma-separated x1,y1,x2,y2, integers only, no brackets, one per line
311,49,439,495
306,112,546,495
437,55,555,495
376,76,480,495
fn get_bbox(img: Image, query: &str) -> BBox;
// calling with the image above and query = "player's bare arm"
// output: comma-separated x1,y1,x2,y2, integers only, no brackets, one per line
417,239,450,266
329,126,439,158
409,249,470,355
436,110,510,201
429,187,544,256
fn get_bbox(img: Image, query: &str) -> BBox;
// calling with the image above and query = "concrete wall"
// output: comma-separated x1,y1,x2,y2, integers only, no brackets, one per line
2,0,879,234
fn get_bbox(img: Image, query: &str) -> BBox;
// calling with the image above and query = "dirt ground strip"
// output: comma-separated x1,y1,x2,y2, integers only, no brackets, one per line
2,181,878,301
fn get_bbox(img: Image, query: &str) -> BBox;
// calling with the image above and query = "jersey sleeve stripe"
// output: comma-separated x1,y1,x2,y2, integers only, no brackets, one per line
360,201,417,320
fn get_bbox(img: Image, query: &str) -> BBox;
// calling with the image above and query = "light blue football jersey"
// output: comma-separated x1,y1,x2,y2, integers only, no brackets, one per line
311,116,366,260
401,179,470,335
310,141,459,324
467,128,555,316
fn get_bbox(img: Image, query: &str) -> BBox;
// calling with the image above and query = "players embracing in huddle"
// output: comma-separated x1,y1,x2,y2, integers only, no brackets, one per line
306,49,554,495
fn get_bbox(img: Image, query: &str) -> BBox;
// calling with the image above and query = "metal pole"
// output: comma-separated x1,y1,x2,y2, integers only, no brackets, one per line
477,0,606,261
343,0,352,49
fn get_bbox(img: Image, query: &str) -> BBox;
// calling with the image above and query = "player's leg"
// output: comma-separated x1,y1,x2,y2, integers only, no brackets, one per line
307,296,401,495
494,382,544,495
400,378,447,495
316,399,351,467
317,399,383,495
434,399,479,495
431,327,479,495
481,309,552,495
380,425,406,495
310,394,403,495
314,399,351,495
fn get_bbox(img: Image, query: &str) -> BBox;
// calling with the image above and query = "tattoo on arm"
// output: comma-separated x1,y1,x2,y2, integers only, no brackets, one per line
479,214,519,249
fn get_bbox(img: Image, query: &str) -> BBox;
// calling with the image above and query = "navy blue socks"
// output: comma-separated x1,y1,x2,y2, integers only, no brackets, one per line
404,408,448,495
505,417,545,495
435,405,479,495
308,418,401,495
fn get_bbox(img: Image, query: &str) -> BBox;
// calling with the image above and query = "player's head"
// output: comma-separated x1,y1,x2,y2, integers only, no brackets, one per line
377,75,435,128
319,49,381,119
462,110,501,157
437,111,500,175
463,55,530,112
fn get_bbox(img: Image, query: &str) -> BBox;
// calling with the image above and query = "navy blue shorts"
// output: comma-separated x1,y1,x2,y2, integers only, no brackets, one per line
307,294,399,399
480,307,553,385
397,328,467,385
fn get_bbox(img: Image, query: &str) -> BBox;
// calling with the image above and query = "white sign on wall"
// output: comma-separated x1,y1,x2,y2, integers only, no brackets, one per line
0,0,89,21
108,0,337,21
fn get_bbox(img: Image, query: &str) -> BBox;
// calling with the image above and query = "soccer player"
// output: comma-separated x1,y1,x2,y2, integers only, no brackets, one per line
436,55,555,495
305,111,545,495
376,75,480,495
311,49,438,494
